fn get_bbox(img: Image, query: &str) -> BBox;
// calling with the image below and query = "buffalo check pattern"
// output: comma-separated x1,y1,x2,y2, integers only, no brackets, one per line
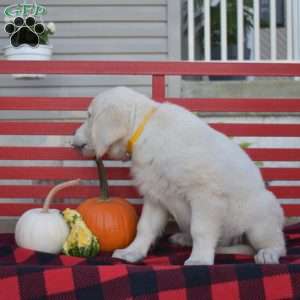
1,224,300,300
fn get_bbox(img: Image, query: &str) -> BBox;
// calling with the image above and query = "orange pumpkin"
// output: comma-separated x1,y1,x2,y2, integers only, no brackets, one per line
77,159,138,252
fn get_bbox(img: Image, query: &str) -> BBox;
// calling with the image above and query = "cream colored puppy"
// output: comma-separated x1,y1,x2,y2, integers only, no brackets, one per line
73,87,286,265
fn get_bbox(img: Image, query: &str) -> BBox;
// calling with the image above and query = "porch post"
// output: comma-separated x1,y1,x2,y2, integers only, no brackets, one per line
292,0,300,60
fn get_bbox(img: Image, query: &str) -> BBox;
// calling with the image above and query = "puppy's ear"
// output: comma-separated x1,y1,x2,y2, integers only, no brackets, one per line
91,105,128,158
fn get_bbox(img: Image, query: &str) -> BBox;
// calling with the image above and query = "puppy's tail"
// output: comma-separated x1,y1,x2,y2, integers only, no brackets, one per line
216,244,255,255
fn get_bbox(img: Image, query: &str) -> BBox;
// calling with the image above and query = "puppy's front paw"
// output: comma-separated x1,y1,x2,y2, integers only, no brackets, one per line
184,257,213,266
112,248,145,263
254,248,280,264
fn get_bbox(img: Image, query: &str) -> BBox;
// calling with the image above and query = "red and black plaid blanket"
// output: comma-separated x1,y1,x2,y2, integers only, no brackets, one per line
1,224,300,300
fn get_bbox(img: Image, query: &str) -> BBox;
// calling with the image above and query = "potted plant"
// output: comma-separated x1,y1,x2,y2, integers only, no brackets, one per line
2,2,55,78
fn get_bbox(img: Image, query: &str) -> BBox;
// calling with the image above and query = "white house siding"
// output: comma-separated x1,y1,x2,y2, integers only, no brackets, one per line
0,0,181,97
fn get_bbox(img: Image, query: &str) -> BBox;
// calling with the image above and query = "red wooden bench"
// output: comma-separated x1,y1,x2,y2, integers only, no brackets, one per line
1,61,300,300
0,60,300,218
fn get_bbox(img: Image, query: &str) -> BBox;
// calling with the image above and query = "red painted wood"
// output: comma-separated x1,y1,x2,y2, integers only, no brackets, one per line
0,203,143,217
245,148,300,161
0,202,296,217
269,186,300,199
0,147,86,160
210,123,300,137
1,61,300,76
1,122,300,137
152,75,165,101
1,60,299,218
0,166,131,180
0,185,139,199
0,97,91,111
282,205,300,217
0,147,115,161
167,98,300,112
1,147,300,161
0,184,298,200
0,146,114,160
0,122,80,135
0,166,299,181
0,203,78,216
261,168,300,180
1,97,300,113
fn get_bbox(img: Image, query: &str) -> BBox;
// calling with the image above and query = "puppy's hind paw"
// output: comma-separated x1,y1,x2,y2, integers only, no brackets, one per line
112,248,144,263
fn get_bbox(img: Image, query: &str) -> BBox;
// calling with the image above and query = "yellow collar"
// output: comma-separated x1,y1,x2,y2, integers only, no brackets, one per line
127,107,157,154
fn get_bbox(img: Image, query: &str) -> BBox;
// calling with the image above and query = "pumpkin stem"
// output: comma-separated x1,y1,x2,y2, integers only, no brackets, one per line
42,179,81,213
96,158,110,200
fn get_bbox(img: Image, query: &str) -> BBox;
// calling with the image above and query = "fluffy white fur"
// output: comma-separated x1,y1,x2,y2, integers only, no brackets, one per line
73,87,286,265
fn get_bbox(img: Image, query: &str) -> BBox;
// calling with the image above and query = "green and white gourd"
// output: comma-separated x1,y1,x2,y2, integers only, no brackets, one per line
62,208,100,257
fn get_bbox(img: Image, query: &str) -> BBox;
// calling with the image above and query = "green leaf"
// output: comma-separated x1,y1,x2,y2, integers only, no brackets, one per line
239,142,252,149
255,161,264,167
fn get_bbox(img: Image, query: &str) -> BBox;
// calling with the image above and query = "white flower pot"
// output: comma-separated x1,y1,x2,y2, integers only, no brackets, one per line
3,44,53,79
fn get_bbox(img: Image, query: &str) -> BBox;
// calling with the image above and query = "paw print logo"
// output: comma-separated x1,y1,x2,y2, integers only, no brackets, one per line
5,16,45,47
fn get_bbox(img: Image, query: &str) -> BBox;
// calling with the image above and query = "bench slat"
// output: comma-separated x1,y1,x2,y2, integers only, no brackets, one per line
1,122,300,137
0,97,91,111
0,166,131,180
1,147,300,161
210,124,300,137
0,185,299,199
0,202,294,216
0,203,143,217
0,122,79,135
0,185,139,199
1,61,300,76
0,147,87,160
269,186,300,198
261,168,300,180
0,203,77,216
281,205,300,217
246,149,300,161
168,98,300,112
0,166,299,180
0,147,299,161
1,97,300,113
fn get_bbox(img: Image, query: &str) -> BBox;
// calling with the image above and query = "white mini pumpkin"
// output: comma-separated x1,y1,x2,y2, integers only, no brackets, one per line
15,179,80,254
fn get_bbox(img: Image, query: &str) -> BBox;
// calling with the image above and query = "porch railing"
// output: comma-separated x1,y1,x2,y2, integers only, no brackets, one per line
187,0,299,61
